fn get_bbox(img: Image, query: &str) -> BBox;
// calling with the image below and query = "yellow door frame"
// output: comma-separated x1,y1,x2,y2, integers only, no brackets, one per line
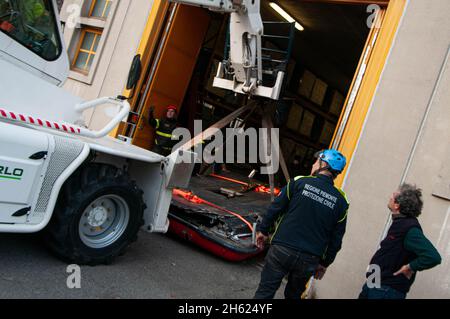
110,0,170,138
123,0,170,102
330,0,407,187
130,4,210,150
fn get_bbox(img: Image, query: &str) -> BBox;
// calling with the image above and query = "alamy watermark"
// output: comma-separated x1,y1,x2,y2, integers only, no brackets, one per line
66,264,81,289
65,3,382,30
171,120,280,175
64,4,81,30
366,264,381,288
366,4,382,29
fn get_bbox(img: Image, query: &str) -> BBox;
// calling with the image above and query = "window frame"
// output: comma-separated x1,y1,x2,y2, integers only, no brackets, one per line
71,27,102,74
60,0,122,83
88,0,112,19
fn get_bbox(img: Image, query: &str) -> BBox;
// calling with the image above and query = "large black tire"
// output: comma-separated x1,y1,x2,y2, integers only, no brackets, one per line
45,163,145,265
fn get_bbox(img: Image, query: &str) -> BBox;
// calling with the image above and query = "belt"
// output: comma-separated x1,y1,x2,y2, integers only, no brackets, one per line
272,244,320,261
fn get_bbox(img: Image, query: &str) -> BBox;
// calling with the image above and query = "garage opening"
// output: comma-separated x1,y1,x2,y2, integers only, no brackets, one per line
120,0,393,185
120,0,392,261
176,0,376,181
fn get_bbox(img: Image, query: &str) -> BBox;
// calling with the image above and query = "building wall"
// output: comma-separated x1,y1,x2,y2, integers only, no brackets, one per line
317,0,450,298
60,0,154,130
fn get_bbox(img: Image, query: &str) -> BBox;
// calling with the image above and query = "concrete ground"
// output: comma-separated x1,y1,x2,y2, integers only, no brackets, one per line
0,231,285,299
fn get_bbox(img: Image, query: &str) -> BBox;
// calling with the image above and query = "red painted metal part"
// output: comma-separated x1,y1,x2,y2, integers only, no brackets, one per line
209,173,248,186
254,185,281,196
172,189,254,232
0,107,81,134
209,173,281,196
168,217,262,262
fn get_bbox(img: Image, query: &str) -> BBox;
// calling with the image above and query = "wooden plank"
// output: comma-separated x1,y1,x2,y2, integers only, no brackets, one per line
262,113,291,184
179,102,257,151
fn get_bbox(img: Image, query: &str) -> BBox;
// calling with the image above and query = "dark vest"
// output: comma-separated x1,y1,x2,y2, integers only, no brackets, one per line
155,118,177,148
368,216,421,293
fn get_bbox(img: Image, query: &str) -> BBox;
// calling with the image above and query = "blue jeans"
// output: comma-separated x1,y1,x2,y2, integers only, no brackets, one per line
254,244,319,299
358,283,406,299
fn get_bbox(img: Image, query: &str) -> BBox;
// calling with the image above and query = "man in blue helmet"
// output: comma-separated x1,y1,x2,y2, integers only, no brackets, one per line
254,149,349,299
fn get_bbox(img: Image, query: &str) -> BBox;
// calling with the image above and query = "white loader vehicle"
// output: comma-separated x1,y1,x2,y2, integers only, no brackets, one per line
0,0,282,265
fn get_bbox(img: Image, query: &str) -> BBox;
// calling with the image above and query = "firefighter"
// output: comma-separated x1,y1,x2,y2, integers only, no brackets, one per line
254,149,349,299
0,0,15,33
0,0,46,34
148,104,179,156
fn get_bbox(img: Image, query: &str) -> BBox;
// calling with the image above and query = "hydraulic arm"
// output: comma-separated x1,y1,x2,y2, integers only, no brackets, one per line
170,0,284,100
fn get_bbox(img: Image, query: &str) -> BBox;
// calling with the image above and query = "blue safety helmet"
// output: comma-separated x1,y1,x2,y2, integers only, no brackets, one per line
316,149,347,173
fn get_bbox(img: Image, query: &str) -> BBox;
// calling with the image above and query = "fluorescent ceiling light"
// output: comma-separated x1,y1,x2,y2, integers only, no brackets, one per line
269,2,304,31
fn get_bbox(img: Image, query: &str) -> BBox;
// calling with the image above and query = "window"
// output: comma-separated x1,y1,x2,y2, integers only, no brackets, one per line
72,28,101,73
0,0,62,60
87,0,112,19
62,0,118,80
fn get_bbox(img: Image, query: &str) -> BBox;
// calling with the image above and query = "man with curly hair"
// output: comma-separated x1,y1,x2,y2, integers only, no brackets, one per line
359,184,441,299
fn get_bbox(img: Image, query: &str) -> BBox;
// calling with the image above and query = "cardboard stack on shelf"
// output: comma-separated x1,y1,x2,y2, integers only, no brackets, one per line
310,78,328,106
282,69,346,169
319,121,336,146
298,70,316,98
286,102,303,131
329,90,345,116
